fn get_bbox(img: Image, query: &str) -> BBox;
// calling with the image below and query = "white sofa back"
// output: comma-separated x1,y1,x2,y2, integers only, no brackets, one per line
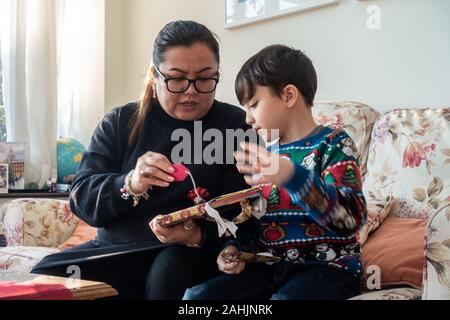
1,198,79,247
313,100,380,182
363,108,450,219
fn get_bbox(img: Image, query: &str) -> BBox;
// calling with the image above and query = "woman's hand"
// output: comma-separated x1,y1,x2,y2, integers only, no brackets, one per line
130,151,176,193
234,142,295,186
217,245,245,275
149,216,202,246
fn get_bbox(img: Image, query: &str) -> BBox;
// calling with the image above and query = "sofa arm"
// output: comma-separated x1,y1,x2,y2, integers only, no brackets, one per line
422,204,450,300
0,198,80,247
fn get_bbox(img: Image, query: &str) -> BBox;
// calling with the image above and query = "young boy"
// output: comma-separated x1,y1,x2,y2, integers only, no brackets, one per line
183,44,367,300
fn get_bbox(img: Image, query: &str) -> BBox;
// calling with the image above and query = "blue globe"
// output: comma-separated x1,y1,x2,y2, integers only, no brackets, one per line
57,137,86,184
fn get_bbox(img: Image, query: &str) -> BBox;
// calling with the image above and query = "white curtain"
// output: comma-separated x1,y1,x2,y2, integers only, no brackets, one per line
0,0,57,188
56,0,105,147
0,0,105,188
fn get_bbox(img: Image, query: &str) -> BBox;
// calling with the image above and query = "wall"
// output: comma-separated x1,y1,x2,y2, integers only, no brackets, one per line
106,0,126,112
107,0,450,114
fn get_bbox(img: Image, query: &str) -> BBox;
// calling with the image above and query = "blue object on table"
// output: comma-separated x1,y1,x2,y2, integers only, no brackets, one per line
56,137,86,184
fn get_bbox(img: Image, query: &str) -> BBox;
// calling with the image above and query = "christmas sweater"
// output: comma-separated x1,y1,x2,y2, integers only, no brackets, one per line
254,126,367,278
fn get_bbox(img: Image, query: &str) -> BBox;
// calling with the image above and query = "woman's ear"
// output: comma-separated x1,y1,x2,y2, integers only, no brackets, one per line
282,85,299,109
150,65,157,78
148,66,158,99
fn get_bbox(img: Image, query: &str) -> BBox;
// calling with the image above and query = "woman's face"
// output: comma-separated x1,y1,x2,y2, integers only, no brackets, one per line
154,42,219,121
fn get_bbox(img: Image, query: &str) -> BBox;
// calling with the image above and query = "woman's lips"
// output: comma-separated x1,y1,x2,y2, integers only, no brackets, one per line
180,102,198,109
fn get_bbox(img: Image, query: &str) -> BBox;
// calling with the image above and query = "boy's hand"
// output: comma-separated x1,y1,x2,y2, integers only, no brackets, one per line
234,142,295,186
218,245,246,275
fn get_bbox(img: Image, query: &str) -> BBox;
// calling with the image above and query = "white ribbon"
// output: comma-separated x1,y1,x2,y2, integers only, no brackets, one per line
251,196,267,220
204,203,238,238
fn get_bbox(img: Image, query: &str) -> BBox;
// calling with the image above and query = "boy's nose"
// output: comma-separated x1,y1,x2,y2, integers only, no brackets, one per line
245,113,254,125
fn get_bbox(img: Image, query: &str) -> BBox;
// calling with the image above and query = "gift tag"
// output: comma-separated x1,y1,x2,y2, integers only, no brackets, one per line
170,163,190,181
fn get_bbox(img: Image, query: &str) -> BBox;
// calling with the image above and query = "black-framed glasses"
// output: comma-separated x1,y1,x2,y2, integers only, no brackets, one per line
154,66,219,93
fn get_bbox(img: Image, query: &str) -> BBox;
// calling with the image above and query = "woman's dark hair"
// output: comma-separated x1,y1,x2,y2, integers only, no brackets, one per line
153,20,220,70
129,20,220,144
235,44,317,107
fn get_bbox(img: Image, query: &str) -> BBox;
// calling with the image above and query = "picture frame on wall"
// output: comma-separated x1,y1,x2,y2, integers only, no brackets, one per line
225,0,339,29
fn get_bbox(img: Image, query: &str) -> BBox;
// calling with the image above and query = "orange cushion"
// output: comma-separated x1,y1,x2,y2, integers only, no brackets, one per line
57,220,97,250
361,217,426,289
358,195,394,245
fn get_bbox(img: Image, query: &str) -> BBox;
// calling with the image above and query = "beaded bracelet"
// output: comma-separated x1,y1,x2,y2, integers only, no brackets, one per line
186,227,206,248
120,169,150,207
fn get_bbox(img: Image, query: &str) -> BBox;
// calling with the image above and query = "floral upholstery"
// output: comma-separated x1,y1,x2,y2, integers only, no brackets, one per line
313,100,380,181
1,199,80,247
423,206,450,299
0,105,448,301
358,194,394,245
0,246,61,272
0,199,79,274
349,287,422,300
363,108,450,219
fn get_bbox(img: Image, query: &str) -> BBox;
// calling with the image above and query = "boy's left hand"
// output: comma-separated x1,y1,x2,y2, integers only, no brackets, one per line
218,245,246,275
234,142,295,186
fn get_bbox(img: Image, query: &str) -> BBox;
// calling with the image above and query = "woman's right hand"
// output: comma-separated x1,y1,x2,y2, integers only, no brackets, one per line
217,245,246,275
130,151,176,194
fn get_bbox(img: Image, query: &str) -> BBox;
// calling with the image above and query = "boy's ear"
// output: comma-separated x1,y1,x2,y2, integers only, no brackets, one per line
282,85,299,109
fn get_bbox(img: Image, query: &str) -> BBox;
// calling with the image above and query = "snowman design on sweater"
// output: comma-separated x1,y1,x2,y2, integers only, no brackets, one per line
252,127,367,278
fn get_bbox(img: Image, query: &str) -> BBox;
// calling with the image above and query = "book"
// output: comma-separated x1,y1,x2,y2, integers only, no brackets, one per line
156,185,264,227
0,142,25,190
0,163,8,193
9,161,24,189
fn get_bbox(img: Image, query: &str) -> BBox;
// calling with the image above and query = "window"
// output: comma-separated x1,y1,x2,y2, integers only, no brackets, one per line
0,51,5,142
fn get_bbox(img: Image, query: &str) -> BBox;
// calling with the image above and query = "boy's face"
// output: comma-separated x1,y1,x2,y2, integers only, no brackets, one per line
242,86,289,143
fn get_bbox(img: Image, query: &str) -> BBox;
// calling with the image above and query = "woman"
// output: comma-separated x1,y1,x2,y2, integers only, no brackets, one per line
32,20,250,299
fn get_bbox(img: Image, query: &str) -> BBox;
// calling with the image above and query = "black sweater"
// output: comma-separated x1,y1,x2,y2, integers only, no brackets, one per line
69,100,250,249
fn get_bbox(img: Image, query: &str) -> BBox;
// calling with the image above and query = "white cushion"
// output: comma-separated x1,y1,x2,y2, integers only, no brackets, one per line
313,100,380,182
363,108,450,219
0,246,61,273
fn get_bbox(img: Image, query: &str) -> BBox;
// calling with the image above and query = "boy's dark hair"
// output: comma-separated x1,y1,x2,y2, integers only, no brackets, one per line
235,44,317,107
